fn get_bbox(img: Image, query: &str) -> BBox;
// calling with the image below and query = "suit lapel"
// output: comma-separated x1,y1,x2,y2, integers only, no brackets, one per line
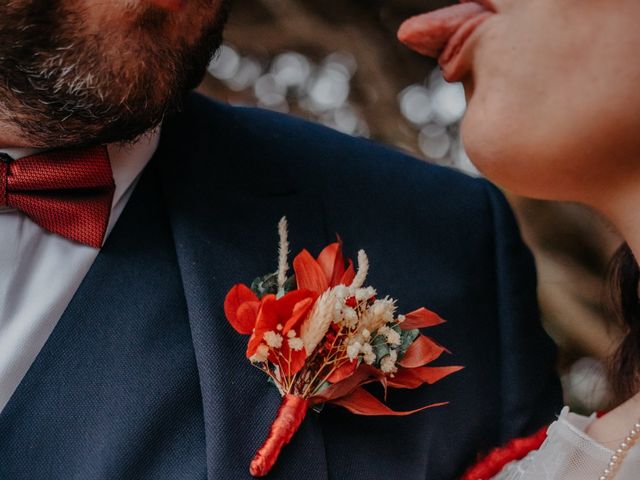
157,120,330,480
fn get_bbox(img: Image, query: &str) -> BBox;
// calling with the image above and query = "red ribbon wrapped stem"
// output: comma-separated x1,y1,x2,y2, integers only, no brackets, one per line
250,394,309,477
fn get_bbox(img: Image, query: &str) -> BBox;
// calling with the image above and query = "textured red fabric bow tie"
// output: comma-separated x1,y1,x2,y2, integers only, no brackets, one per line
0,145,116,248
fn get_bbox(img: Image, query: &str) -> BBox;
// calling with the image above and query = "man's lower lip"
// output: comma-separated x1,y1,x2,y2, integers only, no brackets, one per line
438,12,491,82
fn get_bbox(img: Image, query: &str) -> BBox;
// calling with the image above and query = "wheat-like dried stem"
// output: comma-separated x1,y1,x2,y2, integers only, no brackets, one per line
277,217,290,292
300,289,336,356
351,250,369,289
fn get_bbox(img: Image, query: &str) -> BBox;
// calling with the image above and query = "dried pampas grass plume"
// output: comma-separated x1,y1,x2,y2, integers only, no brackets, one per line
277,217,290,291
300,288,337,356
351,250,369,289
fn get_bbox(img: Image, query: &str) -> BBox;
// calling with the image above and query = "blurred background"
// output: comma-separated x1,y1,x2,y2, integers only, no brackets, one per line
198,0,624,411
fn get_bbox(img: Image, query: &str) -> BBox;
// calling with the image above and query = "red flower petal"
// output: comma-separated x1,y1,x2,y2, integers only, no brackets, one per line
288,347,307,376
237,301,261,334
293,249,330,294
326,359,358,383
330,386,448,416
400,307,446,330
224,284,260,334
246,291,317,358
247,294,278,357
398,334,446,368
340,259,356,286
386,365,463,389
282,297,315,334
317,242,346,286
310,364,384,404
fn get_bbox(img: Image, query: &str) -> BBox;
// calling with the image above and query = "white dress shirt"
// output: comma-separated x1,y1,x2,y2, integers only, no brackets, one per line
0,130,160,413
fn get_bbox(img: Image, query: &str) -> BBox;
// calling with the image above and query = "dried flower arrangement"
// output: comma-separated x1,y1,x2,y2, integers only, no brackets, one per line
224,218,462,477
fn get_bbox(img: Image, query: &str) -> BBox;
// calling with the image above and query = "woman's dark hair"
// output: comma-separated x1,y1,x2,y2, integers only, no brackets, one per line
608,243,640,401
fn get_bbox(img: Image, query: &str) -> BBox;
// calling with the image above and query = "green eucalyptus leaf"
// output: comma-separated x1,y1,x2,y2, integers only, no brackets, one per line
251,272,298,299
284,275,297,293
371,333,391,366
250,272,279,298
398,328,420,359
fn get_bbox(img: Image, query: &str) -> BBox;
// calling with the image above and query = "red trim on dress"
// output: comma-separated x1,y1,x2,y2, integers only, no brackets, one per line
462,412,609,479
461,426,548,480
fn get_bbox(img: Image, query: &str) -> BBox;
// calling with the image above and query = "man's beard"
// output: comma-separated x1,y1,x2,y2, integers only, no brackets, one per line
0,0,230,148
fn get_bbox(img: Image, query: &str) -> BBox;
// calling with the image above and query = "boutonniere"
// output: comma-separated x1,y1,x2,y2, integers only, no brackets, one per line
224,218,462,477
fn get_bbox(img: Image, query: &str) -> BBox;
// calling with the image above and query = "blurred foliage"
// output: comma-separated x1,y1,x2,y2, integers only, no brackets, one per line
200,0,445,153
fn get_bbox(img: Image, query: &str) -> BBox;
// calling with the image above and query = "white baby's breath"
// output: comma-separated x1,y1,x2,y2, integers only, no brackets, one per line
361,342,376,365
373,298,396,323
333,284,349,299
249,343,270,363
288,337,304,351
380,350,398,374
379,325,401,346
342,306,358,327
347,341,362,361
386,329,401,346
264,331,284,349
357,298,395,334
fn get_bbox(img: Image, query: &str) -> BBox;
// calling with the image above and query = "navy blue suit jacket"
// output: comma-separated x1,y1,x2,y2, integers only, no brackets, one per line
0,93,561,479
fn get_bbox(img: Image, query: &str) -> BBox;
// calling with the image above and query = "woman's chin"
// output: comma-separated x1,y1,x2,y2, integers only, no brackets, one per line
461,117,565,200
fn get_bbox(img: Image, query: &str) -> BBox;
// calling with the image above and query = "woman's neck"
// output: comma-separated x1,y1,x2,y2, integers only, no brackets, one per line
587,392,640,449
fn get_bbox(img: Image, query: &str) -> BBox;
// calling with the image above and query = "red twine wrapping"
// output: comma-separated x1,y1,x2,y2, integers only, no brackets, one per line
250,394,309,477
461,426,548,480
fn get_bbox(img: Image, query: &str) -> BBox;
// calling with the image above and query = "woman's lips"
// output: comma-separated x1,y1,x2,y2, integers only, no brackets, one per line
398,1,493,82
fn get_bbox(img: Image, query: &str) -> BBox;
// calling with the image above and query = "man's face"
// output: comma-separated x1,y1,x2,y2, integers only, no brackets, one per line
0,0,229,148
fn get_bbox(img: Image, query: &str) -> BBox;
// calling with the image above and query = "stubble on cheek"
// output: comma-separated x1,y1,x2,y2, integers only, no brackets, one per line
0,0,228,147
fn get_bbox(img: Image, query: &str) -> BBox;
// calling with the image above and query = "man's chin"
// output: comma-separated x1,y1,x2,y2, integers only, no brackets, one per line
0,0,230,149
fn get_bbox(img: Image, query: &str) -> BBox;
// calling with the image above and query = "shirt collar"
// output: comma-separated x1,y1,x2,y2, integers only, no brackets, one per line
0,127,161,212
107,128,161,208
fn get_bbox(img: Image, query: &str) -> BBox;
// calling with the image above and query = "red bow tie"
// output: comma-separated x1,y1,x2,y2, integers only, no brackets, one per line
0,145,116,248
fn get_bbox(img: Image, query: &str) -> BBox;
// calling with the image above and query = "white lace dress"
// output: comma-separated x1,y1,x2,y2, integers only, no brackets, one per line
494,407,640,479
